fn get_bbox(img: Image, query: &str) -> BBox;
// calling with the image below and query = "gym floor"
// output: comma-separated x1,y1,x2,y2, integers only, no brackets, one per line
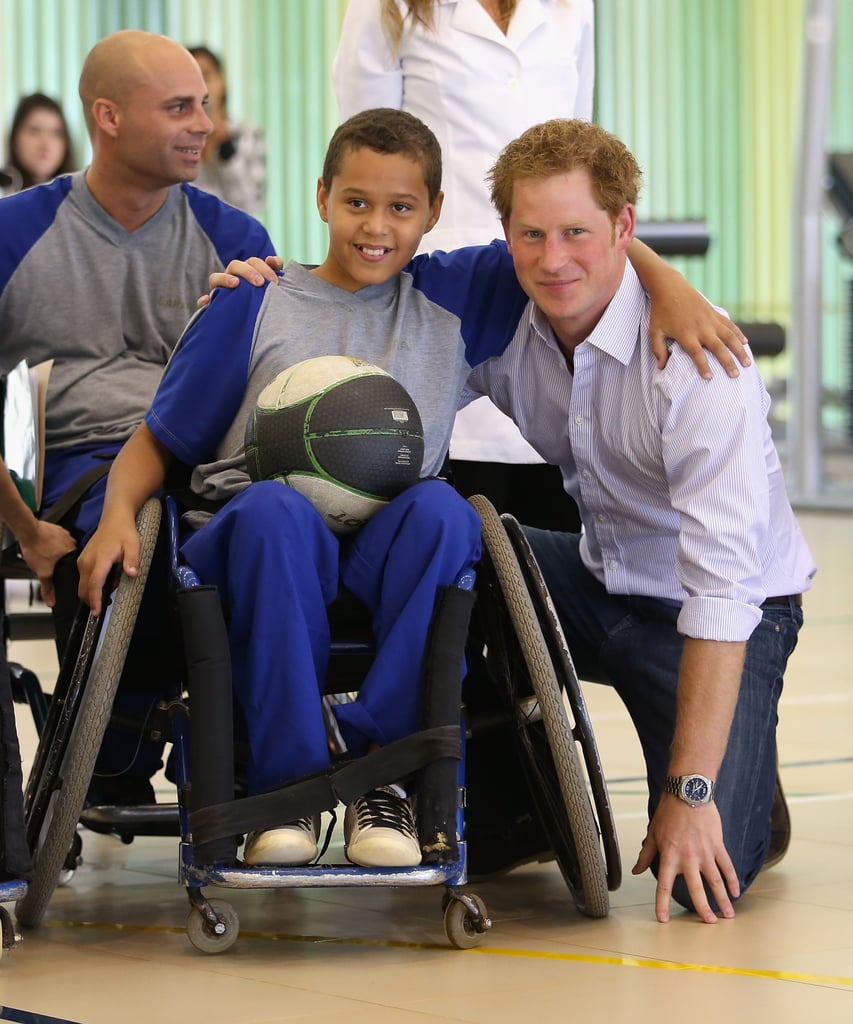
1,509,851,1024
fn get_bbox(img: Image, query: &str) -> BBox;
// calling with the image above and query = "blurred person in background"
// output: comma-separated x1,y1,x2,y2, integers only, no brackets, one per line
2,92,76,195
188,45,267,216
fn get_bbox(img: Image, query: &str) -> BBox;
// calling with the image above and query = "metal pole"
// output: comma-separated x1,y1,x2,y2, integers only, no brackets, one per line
790,0,836,502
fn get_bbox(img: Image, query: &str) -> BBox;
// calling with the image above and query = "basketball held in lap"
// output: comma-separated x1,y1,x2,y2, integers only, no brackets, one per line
244,355,424,534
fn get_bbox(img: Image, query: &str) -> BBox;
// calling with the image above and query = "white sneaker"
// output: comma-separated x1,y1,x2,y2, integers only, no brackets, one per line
243,814,321,866
344,785,421,868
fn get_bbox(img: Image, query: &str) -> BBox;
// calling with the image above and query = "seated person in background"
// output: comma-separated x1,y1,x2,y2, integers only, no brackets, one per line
1,92,76,195
81,108,750,871
188,46,267,216
462,118,816,923
0,29,275,805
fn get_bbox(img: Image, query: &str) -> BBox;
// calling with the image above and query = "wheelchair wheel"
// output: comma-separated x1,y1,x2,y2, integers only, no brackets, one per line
16,499,161,929
186,898,240,954
443,893,490,949
500,514,621,892
0,904,21,955
468,495,609,918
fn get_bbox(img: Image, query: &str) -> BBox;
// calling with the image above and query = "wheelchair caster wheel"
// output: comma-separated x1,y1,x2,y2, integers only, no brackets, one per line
187,898,240,954
443,893,491,949
0,906,22,955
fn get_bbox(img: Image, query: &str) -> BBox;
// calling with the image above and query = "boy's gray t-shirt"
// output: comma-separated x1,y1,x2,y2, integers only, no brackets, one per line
168,261,472,506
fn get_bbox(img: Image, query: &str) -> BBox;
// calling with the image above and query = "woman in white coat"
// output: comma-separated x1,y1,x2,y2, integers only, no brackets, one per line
333,0,729,529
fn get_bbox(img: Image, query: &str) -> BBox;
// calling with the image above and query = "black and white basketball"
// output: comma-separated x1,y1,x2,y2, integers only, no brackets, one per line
244,355,424,534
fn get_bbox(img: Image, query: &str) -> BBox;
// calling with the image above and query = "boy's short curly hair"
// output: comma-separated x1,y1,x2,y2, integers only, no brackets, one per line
488,119,642,224
322,108,442,204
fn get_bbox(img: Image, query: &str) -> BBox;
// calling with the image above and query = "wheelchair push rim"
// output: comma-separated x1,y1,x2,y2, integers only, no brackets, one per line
499,512,622,891
468,494,610,919
16,498,162,929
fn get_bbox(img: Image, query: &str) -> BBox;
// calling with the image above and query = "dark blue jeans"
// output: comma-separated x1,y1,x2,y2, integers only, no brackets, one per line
523,528,803,911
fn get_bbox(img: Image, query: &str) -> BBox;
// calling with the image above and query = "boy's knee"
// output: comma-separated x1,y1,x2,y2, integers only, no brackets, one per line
400,480,480,536
230,481,322,535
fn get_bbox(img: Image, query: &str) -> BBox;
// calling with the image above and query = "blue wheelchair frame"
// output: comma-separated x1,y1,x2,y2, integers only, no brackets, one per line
162,495,490,952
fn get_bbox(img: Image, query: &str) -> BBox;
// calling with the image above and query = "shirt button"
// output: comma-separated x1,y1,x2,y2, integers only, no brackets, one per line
574,415,584,425
596,514,605,522
581,470,590,480
608,560,618,570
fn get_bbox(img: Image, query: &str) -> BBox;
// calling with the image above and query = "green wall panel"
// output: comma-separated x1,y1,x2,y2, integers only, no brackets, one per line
2,0,852,428
595,0,805,327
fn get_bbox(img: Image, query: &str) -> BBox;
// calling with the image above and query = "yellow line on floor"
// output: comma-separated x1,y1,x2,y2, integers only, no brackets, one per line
42,919,853,987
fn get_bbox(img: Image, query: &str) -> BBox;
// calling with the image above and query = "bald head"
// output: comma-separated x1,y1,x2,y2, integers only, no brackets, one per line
79,30,200,136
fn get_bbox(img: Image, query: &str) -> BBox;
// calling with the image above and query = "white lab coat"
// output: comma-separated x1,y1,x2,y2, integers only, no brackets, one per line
333,0,595,462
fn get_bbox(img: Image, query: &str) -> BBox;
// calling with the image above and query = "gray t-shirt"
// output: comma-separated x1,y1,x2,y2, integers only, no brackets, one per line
0,171,272,451
149,261,472,507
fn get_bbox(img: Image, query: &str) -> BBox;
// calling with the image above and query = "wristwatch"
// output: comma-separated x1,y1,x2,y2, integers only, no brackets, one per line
664,773,716,807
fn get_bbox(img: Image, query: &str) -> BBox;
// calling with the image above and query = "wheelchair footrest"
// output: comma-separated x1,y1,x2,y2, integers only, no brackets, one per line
79,803,180,837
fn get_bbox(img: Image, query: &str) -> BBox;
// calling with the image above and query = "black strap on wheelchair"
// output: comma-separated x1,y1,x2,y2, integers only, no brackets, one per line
418,583,475,865
188,725,461,849
40,461,113,525
177,584,236,864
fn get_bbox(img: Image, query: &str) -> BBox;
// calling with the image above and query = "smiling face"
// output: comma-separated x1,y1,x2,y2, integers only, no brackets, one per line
503,168,634,353
313,145,443,293
113,48,213,186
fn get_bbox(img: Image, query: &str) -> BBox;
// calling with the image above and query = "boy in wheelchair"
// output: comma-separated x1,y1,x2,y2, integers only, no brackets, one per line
78,108,488,868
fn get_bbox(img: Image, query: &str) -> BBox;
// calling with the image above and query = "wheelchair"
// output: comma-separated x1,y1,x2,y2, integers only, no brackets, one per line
14,490,620,953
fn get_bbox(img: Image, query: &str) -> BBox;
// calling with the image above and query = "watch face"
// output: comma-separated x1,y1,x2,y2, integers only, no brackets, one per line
683,776,710,803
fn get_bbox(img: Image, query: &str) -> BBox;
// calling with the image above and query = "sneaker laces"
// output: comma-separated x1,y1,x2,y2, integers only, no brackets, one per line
316,808,338,860
354,787,417,839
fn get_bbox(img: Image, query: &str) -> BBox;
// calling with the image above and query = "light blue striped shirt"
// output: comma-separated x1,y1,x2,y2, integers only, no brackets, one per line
465,262,816,642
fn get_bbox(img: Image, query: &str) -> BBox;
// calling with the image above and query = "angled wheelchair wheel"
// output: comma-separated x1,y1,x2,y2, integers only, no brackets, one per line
500,514,621,892
16,499,161,929
468,494,609,918
186,898,240,954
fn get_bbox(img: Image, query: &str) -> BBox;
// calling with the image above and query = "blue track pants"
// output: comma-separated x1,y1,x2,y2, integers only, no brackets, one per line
182,479,481,793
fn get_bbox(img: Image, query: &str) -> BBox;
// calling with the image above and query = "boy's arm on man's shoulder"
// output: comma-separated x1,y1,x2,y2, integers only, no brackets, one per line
407,241,528,366
628,238,749,379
